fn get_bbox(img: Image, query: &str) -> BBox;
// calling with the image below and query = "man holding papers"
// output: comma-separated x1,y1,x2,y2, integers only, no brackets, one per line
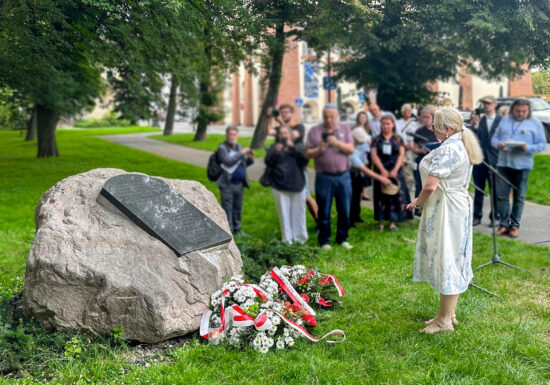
491,98,547,238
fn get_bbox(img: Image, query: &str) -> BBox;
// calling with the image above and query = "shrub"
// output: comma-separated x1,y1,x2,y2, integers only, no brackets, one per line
74,113,132,128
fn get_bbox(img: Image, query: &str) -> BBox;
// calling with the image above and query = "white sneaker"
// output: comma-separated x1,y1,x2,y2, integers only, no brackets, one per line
340,241,353,250
321,244,332,250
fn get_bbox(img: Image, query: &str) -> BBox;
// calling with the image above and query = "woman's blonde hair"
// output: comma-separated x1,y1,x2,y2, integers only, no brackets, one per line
433,107,483,165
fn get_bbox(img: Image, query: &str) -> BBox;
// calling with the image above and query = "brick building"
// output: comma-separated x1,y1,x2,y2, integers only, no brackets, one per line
222,38,533,126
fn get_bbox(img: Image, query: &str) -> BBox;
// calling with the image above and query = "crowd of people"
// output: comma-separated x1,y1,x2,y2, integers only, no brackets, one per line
211,96,546,245
210,97,546,334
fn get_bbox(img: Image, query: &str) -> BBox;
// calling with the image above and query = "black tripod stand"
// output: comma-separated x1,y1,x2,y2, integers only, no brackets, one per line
474,162,527,272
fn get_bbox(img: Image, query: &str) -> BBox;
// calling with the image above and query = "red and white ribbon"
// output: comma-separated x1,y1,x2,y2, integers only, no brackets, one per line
277,313,345,343
200,288,272,340
270,267,316,316
319,273,346,297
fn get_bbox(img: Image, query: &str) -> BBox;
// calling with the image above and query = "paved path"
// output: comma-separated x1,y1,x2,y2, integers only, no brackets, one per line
102,132,550,248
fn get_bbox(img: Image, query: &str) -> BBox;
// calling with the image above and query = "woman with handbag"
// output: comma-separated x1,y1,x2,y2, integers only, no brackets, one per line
264,126,309,243
371,115,413,231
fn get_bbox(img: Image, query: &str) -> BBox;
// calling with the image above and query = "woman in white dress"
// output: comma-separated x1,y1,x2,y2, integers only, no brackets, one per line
406,107,483,334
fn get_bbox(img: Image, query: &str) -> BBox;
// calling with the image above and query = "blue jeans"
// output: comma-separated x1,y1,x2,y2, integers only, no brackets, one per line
315,172,352,245
495,167,530,229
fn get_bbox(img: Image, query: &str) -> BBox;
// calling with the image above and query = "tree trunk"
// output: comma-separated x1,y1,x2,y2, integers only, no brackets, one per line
250,23,286,150
164,75,179,136
193,76,210,142
25,106,37,141
36,104,59,158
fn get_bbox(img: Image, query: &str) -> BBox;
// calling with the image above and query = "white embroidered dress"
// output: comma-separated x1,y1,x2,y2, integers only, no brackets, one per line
413,132,473,295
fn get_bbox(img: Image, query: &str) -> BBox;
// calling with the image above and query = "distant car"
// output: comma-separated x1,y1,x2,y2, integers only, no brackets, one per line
459,111,472,123
495,97,550,142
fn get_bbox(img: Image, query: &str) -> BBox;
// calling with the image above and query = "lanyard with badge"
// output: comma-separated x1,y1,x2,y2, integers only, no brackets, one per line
511,120,524,137
382,140,392,155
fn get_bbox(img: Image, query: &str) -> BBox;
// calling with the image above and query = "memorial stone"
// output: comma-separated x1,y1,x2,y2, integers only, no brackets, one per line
100,174,232,256
23,168,242,343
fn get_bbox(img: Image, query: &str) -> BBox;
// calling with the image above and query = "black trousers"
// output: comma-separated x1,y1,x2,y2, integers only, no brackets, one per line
472,163,498,220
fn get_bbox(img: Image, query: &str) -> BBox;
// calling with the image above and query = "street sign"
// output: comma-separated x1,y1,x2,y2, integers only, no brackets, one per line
323,76,337,90
295,98,304,107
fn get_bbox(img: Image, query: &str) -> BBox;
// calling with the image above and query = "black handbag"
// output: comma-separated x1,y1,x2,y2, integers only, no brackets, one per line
259,167,272,187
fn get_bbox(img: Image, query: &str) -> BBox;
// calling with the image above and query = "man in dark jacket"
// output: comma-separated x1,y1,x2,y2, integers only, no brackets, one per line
472,95,501,226
216,126,254,234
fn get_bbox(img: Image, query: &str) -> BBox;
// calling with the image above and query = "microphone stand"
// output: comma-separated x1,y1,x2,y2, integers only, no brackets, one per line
475,160,527,272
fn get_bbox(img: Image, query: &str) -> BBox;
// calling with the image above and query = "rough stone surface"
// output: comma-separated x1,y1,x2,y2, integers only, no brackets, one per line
23,168,242,343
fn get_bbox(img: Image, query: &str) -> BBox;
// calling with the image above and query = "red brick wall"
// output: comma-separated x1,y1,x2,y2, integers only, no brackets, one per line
459,64,473,110
232,74,241,125
509,65,533,97
243,71,254,126
277,39,301,121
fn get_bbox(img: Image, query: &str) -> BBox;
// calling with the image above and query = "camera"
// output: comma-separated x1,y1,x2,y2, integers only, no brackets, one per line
276,136,287,145
272,108,280,118
322,132,334,142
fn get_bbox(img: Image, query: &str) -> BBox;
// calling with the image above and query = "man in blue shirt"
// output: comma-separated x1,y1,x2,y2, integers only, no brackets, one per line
491,99,546,238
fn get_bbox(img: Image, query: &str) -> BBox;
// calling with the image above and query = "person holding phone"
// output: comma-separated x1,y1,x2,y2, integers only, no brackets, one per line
305,104,354,250
265,126,309,243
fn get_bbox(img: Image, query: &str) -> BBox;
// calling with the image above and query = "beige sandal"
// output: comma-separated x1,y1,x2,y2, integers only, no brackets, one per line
424,314,458,326
419,319,454,334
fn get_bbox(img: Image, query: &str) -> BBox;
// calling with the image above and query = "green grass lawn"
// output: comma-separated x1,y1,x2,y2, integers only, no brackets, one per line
528,154,550,205
149,133,274,158
1,128,549,384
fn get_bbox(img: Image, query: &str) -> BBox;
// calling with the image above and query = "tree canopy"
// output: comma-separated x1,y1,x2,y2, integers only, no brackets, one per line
334,0,550,112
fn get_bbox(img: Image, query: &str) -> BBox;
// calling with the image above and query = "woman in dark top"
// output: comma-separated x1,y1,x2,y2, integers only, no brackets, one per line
371,116,413,231
411,106,437,198
265,126,309,243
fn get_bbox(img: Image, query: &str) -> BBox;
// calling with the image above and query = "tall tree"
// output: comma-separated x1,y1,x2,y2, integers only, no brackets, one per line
0,0,107,157
191,0,258,141
248,0,368,149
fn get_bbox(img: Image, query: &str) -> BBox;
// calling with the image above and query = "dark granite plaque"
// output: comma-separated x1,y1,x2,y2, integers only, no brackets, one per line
100,174,232,256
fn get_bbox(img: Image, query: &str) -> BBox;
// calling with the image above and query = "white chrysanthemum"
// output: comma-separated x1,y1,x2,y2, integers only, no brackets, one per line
283,328,290,336
265,337,274,347
259,346,269,354
252,337,261,347
271,316,280,326
276,338,285,349
285,336,295,346
267,325,277,336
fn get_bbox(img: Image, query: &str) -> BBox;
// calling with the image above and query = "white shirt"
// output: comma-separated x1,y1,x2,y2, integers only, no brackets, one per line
485,114,496,133
397,118,419,144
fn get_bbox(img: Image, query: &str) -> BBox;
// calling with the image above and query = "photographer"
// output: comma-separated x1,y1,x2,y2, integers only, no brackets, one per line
267,103,318,224
266,104,305,144
265,126,309,243
305,104,354,250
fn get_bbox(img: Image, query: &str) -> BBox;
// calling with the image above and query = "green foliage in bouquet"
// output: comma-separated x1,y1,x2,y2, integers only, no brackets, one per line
235,237,317,282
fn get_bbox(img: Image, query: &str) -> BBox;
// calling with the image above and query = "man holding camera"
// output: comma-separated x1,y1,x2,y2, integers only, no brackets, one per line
215,126,254,235
267,104,305,144
305,104,354,250
472,95,501,227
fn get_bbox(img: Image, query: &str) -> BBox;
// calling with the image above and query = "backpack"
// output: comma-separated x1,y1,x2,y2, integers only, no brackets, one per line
207,149,223,182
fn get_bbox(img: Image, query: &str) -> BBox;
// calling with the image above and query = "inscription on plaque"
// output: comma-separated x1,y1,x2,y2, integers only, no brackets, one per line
99,174,232,256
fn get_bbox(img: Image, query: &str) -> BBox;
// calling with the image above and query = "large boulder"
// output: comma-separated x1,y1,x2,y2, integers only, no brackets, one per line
23,168,242,343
